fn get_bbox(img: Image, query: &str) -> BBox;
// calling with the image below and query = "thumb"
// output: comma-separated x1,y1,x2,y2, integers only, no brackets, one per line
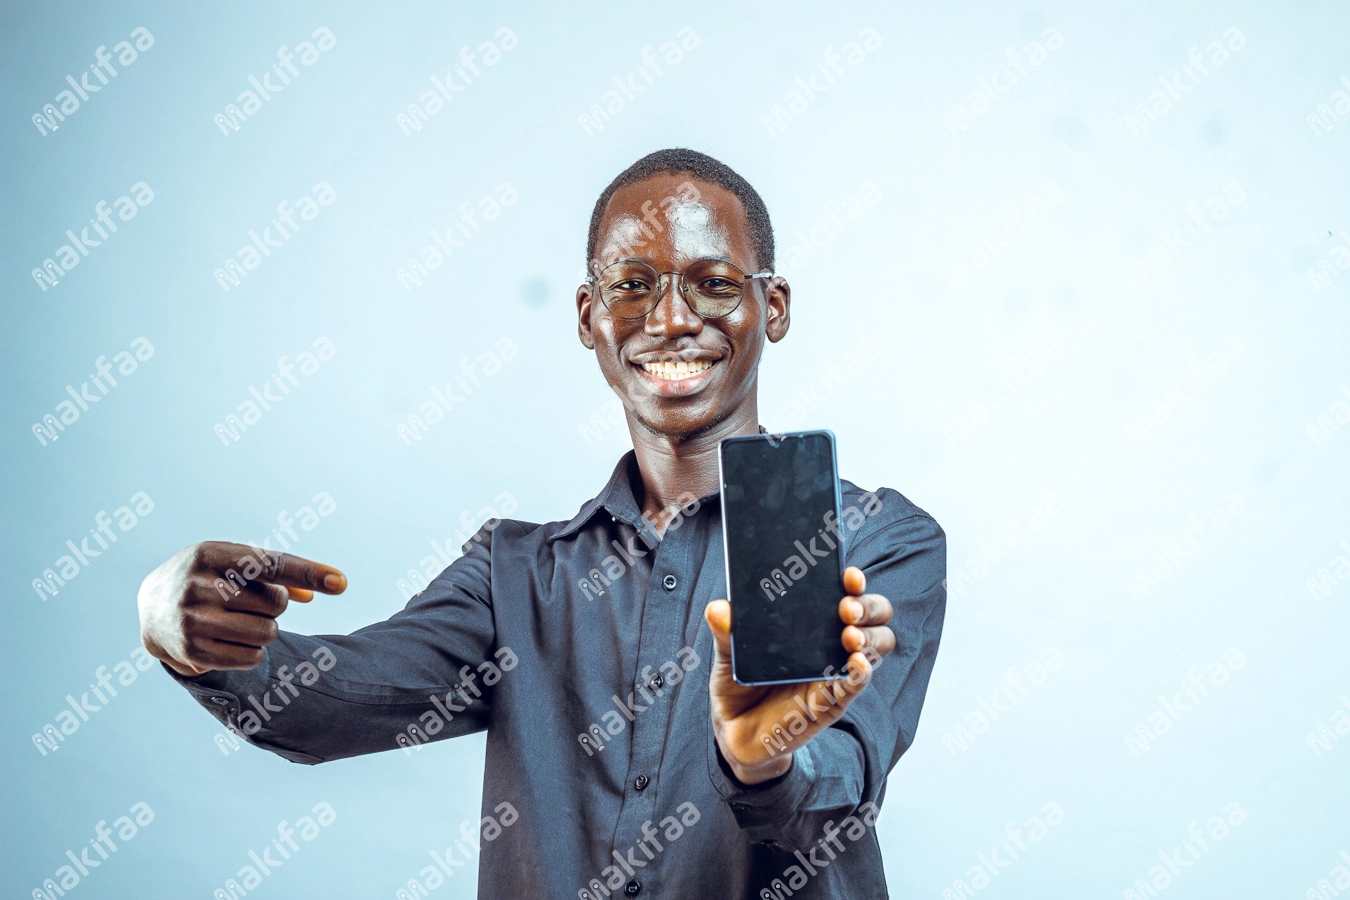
704,599,732,664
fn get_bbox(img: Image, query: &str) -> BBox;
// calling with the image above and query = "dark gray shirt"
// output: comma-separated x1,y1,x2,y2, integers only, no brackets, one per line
173,452,946,899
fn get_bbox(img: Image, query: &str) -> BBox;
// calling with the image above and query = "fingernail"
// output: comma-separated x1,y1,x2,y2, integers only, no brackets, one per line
324,573,346,592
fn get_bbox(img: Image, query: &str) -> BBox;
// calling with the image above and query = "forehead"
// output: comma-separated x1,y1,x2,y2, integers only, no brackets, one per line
597,174,755,268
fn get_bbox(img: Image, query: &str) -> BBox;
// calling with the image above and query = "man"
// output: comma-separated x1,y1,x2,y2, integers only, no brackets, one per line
138,148,946,898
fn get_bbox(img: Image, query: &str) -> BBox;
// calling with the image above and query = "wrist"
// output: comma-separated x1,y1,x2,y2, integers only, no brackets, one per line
727,747,793,786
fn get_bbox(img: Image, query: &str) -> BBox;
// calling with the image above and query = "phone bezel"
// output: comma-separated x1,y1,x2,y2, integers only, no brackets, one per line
718,429,848,686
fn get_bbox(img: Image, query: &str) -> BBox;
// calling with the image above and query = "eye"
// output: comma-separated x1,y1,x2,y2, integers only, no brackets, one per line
614,279,652,292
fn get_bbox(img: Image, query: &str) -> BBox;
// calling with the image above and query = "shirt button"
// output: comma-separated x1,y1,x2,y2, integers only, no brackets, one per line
662,574,677,591
634,775,649,791
625,880,641,896
649,674,664,691
210,697,229,705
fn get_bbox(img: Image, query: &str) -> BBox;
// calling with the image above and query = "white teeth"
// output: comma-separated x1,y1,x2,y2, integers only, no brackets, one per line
641,360,713,380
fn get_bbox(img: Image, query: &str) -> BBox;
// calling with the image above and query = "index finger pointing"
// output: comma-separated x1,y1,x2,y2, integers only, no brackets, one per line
258,550,347,594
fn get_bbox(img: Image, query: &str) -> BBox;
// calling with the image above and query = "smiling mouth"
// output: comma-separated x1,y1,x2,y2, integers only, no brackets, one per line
640,360,715,380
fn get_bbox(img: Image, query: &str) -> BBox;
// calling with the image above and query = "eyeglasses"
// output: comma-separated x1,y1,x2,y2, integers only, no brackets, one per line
589,258,773,320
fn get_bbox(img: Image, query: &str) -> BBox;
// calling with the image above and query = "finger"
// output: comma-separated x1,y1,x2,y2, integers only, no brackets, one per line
198,542,346,594
195,607,281,648
842,624,897,658
842,566,865,597
196,578,289,617
259,550,347,594
839,593,893,627
187,637,266,671
286,586,314,603
704,600,732,662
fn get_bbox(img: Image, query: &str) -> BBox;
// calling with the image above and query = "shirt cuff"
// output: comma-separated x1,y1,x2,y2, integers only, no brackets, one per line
708,728,816,829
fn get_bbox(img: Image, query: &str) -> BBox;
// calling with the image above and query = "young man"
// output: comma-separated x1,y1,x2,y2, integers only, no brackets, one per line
138,149,946,898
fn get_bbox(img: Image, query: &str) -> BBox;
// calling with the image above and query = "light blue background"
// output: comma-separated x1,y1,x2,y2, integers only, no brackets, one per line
3,1,1347,897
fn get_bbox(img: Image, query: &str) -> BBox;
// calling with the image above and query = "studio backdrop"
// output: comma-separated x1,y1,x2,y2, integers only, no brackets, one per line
2,1,1347,897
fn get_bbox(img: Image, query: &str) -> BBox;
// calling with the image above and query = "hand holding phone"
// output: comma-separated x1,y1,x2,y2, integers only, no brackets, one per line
704,564,896,785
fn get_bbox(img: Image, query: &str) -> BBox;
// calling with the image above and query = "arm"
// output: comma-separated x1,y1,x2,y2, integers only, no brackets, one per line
704,511,947,850
139,536,497,764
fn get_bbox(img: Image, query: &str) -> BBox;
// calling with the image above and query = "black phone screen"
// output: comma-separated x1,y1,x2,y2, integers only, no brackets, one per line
719,431,849,685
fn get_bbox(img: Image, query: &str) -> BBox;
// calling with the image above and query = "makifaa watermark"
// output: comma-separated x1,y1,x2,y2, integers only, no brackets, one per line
395,803,518,894
1306,385,1350,445
1305,695,1350,758
582,181,701,281
760,337,883,436
1303,849,1350,899
1123,183,1246,291
775,183,881,277
943,493,1063,598
1307,231,1350,292
233,492,337,564
214,182,336,291
940,339,1064,446
395,648,518,754
1124,648,1246,757
577,802,700,898
213,337,336,445
30,647,155,756
758,648,883,761
232,647,336,735
210,802,336,897
940,648,1065,756
578,27,700,136
395,182,518,290
1121,491,1245,601
1123,338,1245,444
1120,803,1246,898
396,338,517,445
575,494,702,601
1305,537,1350,600
940,183,1064,291
32,492,155,602
396,492,518,600
30,27,154,137
942,803,1065,897
214,27,336,135
30,337,154,446
1125,28,1247,135
759,804,881,898
578,646,699,757
32,182,154,292
757,497,883,602
942,28,1064,136
396,27,518,135
1305,75,1350,137
760,28,883,136
28,801,154,899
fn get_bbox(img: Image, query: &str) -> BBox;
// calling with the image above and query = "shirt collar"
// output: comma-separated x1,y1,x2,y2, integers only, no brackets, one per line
548,451,648,543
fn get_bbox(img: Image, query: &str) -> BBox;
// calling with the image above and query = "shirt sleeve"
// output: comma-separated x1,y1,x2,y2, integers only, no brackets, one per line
166,529,498,765
708,502,947,850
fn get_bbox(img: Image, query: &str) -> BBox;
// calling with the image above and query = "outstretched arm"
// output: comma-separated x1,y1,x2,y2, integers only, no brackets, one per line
139,538,498,763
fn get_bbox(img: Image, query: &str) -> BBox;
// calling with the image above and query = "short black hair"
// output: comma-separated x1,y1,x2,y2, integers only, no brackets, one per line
586,148,775,275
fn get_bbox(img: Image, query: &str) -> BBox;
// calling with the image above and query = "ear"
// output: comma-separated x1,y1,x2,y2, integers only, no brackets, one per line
764,276,790,343
577,281,596,350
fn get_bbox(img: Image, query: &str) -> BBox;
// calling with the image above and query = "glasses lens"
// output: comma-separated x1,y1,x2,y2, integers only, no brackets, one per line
683,259,747,318
599,262,659,319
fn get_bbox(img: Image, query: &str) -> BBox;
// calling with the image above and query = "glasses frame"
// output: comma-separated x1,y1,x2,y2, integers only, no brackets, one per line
587,258,775,320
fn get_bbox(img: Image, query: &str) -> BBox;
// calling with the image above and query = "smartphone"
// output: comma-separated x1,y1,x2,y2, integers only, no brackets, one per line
719,430,850,686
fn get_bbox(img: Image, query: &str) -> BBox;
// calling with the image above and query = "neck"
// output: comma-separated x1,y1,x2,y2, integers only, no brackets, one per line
628,397,760,533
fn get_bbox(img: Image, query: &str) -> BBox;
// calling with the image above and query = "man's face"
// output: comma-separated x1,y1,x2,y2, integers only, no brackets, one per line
577,174,790,441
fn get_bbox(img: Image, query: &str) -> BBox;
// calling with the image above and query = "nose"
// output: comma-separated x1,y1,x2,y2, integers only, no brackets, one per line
644,273,704,338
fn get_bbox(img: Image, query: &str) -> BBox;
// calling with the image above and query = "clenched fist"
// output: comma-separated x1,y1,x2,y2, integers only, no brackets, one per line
138,541,346,677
